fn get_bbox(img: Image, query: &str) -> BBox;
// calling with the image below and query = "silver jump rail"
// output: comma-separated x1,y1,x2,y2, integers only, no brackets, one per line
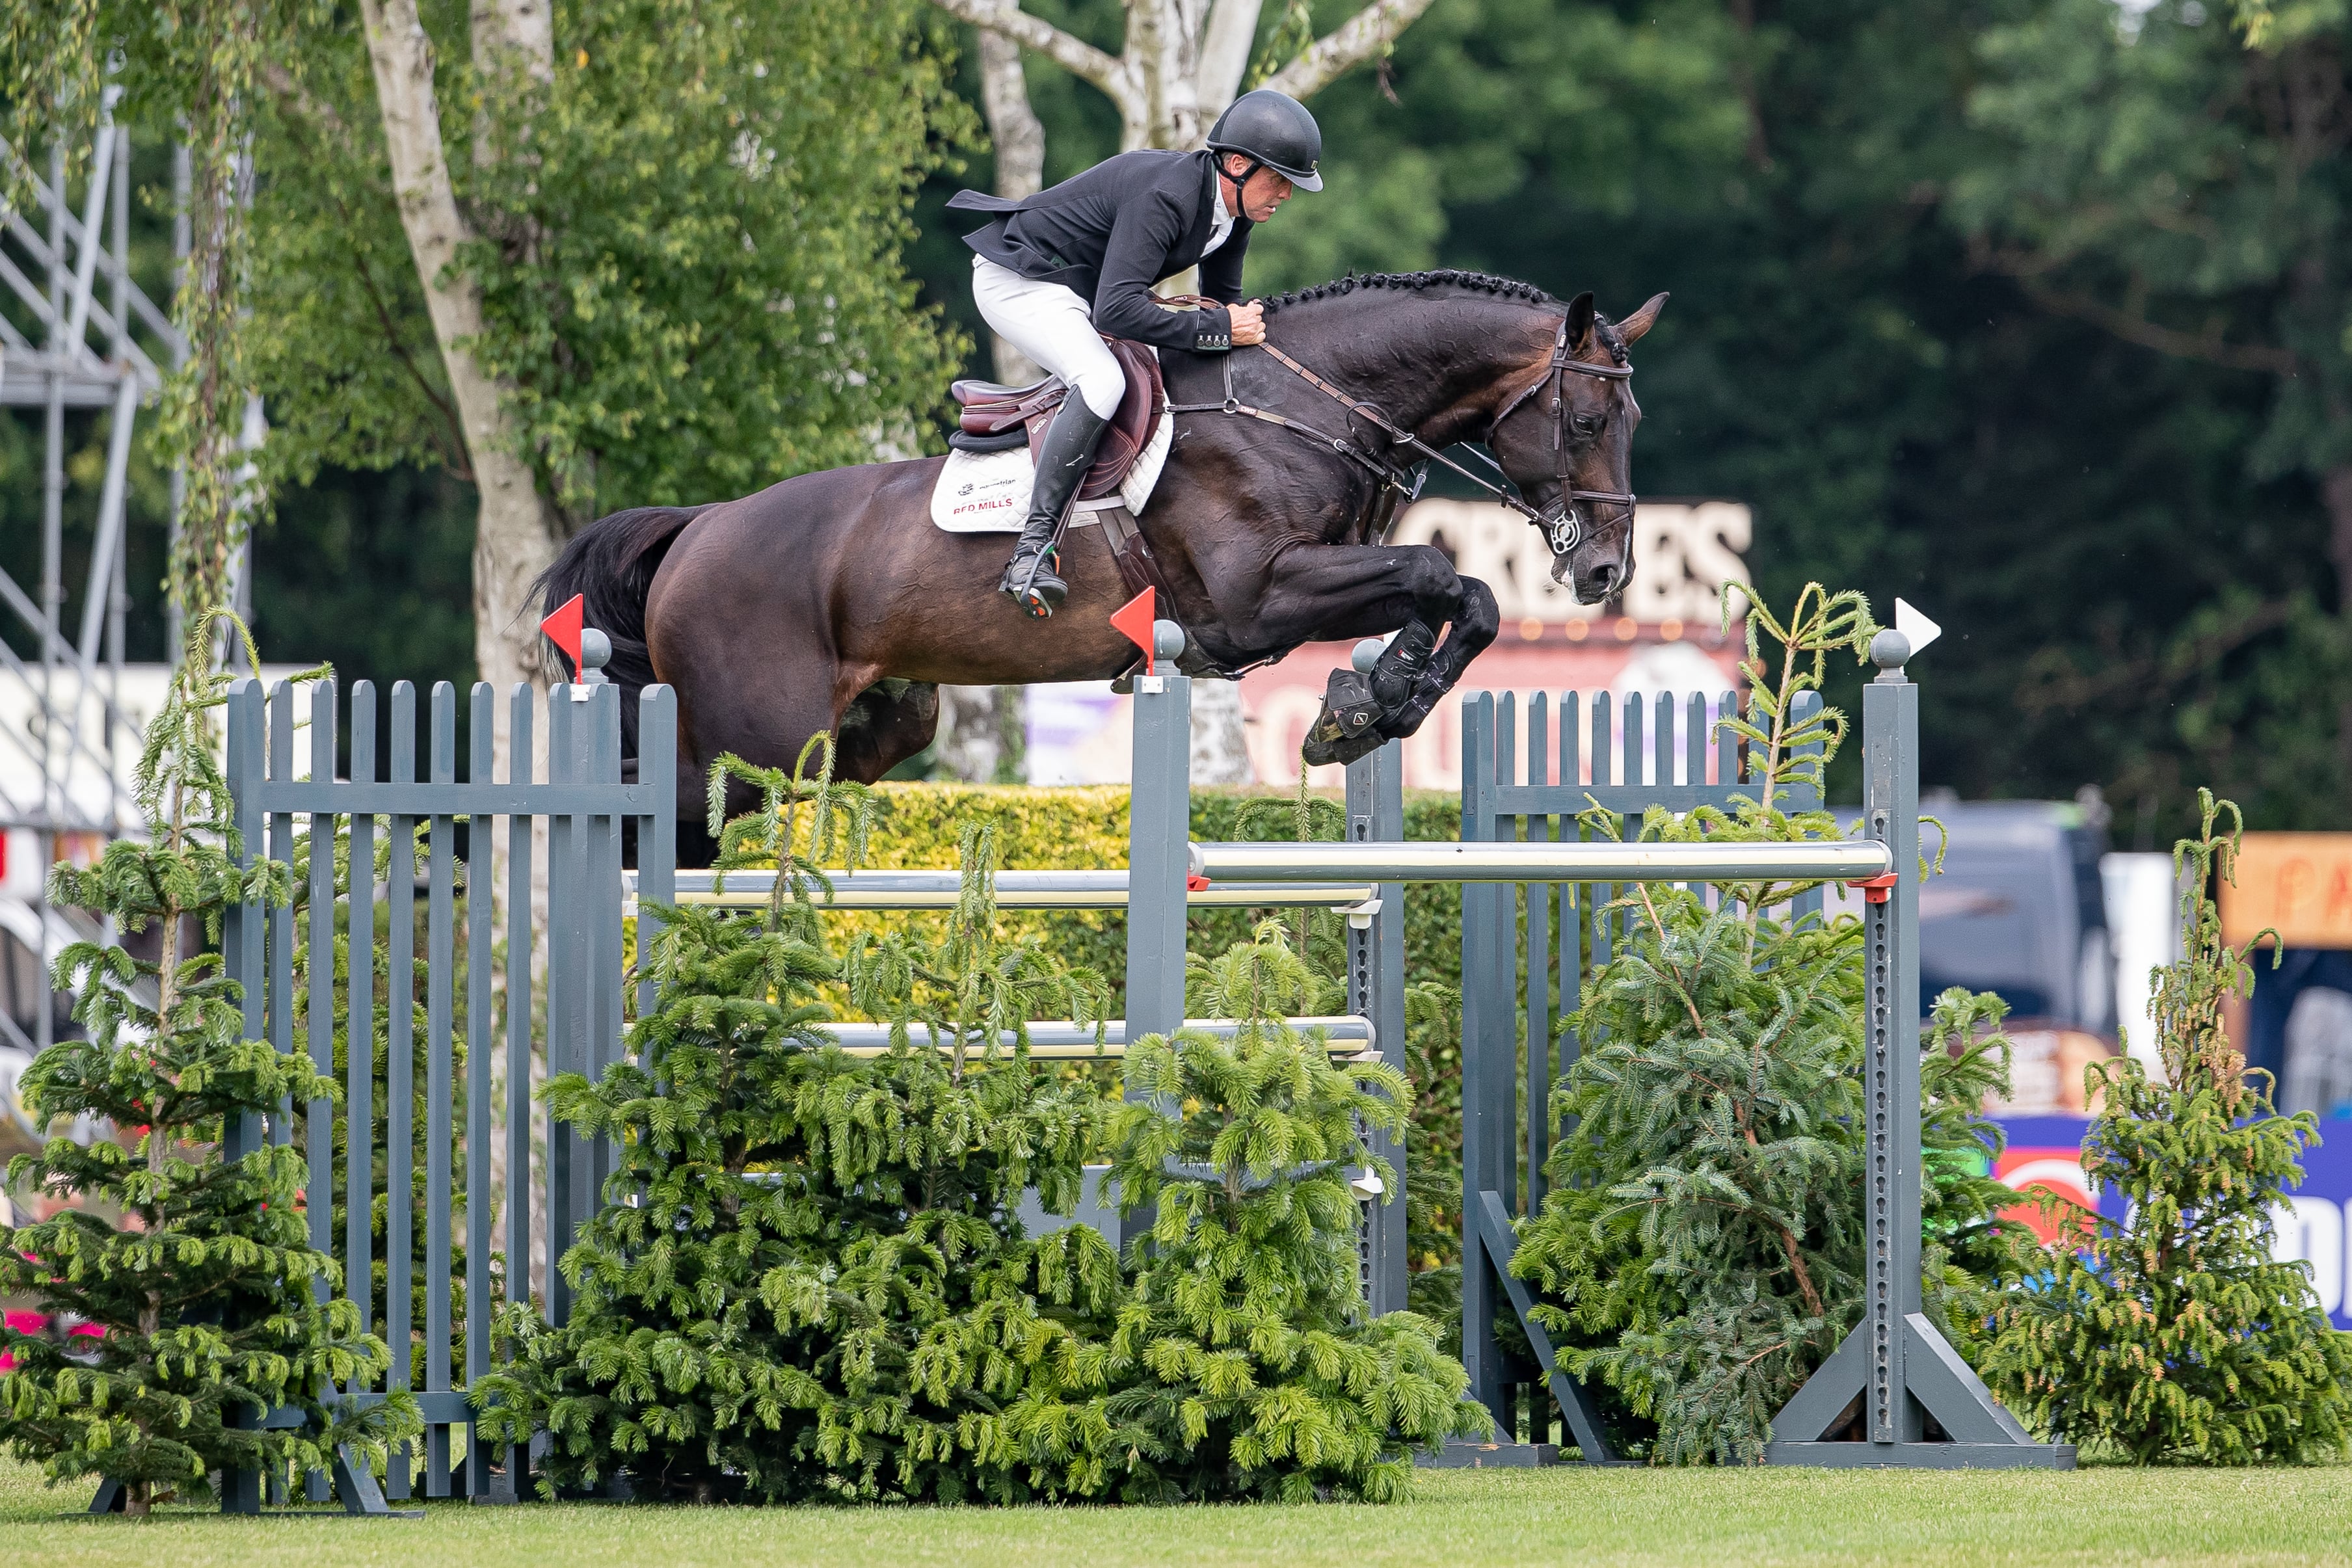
633,867,1377,911
812,1015,1376,1058
1186,838,1894,886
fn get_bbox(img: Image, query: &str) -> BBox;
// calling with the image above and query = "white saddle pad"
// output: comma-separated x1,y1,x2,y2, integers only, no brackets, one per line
930,408,1173,533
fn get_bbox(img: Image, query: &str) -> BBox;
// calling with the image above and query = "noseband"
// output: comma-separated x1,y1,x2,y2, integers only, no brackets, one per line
1166,302,1634,555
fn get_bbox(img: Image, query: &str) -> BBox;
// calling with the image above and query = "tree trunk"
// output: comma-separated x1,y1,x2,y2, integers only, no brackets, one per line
934,684,1028,782
359,0,564,704
1191,679,1254,784
1197,0,1263,118
975,31,1047,385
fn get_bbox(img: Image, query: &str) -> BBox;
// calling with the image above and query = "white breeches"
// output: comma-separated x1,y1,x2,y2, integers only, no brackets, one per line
971,256,1126,419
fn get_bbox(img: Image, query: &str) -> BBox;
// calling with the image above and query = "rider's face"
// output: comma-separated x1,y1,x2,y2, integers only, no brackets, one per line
1224,159,1294,222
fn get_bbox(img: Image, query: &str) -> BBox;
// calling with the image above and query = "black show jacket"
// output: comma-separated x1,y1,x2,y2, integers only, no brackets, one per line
948,148,1250,356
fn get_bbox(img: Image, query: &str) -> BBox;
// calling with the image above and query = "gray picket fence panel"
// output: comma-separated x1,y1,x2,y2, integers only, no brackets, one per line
223,674,674,1504
1456,687,1824,1445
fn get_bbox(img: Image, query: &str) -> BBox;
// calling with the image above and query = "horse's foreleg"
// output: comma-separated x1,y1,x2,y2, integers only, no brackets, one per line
1381,577,1500,741
1206,544,1472,767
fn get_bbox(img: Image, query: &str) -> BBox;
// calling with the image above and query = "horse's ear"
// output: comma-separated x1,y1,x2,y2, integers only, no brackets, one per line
1617,291,1669,346
1564,291,1596,348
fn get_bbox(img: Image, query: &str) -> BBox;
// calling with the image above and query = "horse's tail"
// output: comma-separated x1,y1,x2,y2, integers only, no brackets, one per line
533,504,707,758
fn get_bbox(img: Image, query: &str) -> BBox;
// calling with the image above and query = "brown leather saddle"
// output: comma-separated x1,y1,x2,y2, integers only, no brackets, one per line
949,336,1164,501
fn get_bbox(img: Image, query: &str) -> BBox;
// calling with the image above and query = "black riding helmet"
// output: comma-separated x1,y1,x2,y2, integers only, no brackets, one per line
1205,88,1322,192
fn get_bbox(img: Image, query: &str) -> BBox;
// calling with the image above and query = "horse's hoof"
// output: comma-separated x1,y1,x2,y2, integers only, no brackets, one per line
1302,669,1385,766
1303,726,1387,768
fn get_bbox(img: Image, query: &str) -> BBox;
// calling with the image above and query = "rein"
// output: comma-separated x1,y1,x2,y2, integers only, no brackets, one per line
1164,300,1635,554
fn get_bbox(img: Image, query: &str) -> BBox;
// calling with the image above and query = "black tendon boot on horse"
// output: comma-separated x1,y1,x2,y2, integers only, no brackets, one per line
1000,397,1111,617
1303,620,1436,767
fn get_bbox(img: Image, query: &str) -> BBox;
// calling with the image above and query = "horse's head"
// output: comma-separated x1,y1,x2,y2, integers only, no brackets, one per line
1486,290,1666,605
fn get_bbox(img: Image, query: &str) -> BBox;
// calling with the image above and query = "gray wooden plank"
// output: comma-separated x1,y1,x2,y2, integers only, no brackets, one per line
242,780,663,815
1557,694,1583,1085
1476,1192,1620,1463
346,683,377,1342
219,683,267,1515
1523,695,1549,1219
545,689,575,1327
505,687,533,1316
305,682,338,1271
501,685,534,1498
1623,693,1643,797
424,684,456,1496
1492,694,1516,1223
634,687,677,1022
267,682,295,1147
464,685,494,1495
1653,691,1673,795
587,684,623,1204
386,682,417,1502
1685,692,1706,799
1457,693,1499,1420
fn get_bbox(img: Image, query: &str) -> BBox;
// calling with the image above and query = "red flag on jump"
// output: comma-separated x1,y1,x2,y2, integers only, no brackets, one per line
1110,588,1156,673
541,593,585,676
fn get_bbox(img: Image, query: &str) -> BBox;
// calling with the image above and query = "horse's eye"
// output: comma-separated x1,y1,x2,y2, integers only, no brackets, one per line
1572,412,1603,439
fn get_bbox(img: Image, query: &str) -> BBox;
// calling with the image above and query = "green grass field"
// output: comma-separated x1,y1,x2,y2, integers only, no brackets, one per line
5,1457,2349,1567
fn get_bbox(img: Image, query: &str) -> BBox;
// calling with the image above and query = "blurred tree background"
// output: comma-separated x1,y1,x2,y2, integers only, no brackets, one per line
9,0,2343,842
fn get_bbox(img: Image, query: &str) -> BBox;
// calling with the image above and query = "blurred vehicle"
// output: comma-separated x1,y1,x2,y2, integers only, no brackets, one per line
1916,797,2115,1034
1829,795,2117,1113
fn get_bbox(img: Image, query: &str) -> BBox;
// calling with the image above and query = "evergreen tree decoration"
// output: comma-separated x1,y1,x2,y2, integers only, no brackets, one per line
482,740,1120,1502
1043,922,1488,1501
1233,777,1465,1334
0,614,414,1513
1513,886,1866,1464
1981,793,2352,1463
1510,586,2020,1463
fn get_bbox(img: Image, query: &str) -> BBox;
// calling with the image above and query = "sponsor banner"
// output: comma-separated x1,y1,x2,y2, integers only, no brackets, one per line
2221,833,2352,949
1991,1112,2352,1327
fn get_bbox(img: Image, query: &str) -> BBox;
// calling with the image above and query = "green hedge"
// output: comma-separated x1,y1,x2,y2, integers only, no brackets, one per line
847,783,1466,1003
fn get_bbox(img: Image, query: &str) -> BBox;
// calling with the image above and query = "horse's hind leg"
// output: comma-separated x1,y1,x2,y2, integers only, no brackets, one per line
671,674,844,863
834,679,942,783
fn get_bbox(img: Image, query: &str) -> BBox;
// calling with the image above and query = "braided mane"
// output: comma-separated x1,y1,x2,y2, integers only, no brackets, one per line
1257,269,1627,365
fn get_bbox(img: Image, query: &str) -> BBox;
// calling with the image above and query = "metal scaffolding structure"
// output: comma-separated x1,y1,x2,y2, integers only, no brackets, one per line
1,104,188,1055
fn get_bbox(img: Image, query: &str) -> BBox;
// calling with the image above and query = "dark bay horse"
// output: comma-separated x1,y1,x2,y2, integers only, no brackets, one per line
541,270,1664,859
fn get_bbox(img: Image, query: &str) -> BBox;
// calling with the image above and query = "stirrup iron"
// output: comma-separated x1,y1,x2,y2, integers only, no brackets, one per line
1004,537,1067,618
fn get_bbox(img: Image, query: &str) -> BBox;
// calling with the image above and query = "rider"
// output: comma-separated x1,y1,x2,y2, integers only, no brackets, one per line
948,89,1321,617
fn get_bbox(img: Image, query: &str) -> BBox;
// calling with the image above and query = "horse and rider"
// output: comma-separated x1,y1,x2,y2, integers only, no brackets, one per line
540,88,1664,862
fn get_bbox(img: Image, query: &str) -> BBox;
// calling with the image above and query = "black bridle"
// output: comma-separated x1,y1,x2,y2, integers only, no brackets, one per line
1167,306,1635,554
1484,317,1637,553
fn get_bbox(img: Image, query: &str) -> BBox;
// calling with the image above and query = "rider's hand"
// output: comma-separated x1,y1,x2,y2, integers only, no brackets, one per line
1228,300,1266,347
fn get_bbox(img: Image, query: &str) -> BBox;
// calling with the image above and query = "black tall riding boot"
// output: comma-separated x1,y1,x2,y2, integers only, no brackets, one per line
1000,396,1110,617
